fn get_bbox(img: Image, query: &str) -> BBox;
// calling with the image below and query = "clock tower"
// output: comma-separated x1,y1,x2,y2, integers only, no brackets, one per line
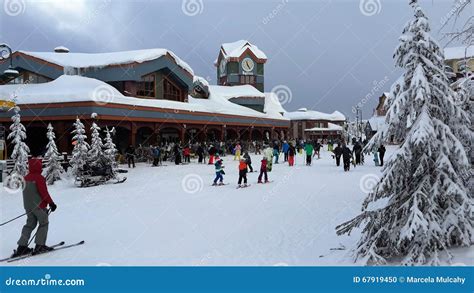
215,40,267,92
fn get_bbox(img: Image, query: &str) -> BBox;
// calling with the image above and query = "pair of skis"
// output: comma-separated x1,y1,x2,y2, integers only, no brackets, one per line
1,240,85,263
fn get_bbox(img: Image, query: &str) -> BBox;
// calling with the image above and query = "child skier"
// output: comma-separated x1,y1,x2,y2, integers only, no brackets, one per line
12,158,57,257
237,159,249,188
258,157,269,183
212,158,225,186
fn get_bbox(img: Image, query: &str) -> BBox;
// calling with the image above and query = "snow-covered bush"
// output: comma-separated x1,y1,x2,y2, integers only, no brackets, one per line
88,122,104,166
7,106,29,176
42,123,64,184
103,127,118,168
69,118,90,177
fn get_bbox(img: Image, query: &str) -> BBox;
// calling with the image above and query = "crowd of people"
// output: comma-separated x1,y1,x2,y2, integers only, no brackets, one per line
120,138,387,186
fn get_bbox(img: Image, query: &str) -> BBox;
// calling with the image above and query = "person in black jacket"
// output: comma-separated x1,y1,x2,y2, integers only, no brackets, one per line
378,144,386,166
352,142,362,165
197,144,204,163
243,152,253,172
333,144,342,167
342,144,352,171
125,145,136,168
173,144,181,165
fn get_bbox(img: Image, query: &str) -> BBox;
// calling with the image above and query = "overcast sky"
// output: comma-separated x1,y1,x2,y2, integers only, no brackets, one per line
0,0,470,119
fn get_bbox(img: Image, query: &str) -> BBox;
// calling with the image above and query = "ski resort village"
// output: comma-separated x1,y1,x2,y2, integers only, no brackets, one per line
0,1,472,268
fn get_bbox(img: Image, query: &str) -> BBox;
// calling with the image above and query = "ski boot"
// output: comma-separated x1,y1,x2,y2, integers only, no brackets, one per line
257,180,263,184
218,182,225,186
33,245,54,255
12,245,33,257
265,180,270,183
212,182,218,186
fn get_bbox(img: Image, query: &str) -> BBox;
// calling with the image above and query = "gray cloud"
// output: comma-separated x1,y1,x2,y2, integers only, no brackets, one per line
0,0,467,119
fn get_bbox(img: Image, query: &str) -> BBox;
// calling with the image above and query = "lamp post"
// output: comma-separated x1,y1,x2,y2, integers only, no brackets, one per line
0,44,19,80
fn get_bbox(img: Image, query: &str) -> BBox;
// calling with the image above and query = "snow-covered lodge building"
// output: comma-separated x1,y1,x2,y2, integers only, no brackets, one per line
444,46,474,79
0,43,290,154
0,40,348,157
284,108,346,141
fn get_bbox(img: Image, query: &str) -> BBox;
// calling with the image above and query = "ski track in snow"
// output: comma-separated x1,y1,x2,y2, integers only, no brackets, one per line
0,146,469,266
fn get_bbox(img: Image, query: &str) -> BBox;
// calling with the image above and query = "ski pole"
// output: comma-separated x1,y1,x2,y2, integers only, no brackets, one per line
27,208,51,247
0,211,30,227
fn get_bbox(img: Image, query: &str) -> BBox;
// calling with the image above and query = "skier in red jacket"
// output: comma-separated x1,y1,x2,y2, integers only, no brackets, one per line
13,158,57,257
257,157,269,183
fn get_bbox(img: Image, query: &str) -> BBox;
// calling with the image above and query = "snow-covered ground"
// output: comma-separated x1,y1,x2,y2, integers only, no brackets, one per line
1,146,471,266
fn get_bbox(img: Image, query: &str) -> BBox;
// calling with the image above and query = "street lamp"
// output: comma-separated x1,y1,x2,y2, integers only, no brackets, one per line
0,44,19,80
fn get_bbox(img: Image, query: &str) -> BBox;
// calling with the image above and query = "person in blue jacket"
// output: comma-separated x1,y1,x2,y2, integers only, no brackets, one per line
282,141,289,162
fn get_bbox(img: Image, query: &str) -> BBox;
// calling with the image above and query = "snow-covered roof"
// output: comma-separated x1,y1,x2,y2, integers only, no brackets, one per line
208,85,265,99
368,115,386,131
215,40,267,64
284,108,346,121
264,92,286,114
19,49,194,75
193,75,209,87
444,46,474,61
0,75,287,120
304,122,343,132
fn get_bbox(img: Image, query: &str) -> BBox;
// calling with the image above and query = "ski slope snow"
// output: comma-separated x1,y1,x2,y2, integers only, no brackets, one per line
0,146,471,266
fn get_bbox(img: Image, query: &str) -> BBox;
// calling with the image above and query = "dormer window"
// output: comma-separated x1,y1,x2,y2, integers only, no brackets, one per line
137,74,155,98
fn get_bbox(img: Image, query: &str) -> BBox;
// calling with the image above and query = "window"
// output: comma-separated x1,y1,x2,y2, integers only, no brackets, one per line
163,78,183,101
137,74,155,98
240,75,255,84
6,72,51,84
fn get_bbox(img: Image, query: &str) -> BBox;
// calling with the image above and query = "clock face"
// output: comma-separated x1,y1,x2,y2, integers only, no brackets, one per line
241,58,255,72
219,59,226,75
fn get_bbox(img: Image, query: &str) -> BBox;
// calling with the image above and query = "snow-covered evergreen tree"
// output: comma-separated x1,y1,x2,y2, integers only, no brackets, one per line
88,121,104,166
103,127,118,168
42,123,64,184
7,106,29,176
337,1,473,265
69,118,90,176
454,80,473,165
